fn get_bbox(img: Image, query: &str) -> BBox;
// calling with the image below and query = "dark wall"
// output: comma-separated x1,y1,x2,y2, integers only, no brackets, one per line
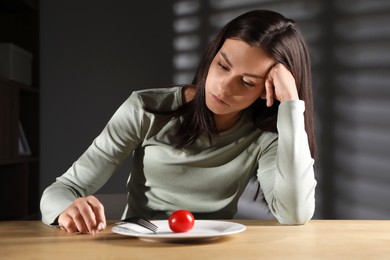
40,1,174,194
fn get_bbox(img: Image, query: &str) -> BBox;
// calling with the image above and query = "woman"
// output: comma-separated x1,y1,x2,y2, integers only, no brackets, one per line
40,10,317,234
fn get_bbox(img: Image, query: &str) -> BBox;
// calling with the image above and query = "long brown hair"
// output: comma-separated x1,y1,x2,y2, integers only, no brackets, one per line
165,10,316,158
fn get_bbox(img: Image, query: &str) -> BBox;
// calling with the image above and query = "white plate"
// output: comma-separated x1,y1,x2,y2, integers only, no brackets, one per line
112,220,246,242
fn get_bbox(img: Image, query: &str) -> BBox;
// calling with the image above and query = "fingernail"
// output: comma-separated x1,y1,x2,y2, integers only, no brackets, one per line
91,229,97,235
98,222,105,231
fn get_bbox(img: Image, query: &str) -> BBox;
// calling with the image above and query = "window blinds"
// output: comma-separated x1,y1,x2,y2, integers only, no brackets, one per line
172,0,390,219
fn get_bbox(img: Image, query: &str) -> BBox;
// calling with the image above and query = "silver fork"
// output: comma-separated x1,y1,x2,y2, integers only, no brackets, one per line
116,217,158,233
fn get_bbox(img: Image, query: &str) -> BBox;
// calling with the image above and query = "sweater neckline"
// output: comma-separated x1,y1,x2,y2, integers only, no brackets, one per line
216,111,250,137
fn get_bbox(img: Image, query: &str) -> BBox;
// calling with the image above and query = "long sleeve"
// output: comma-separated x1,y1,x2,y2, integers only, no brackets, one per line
40,94,145,225
257,100,316,224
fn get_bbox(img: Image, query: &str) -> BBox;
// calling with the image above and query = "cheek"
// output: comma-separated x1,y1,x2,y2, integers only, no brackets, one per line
239,88,265,106
248,84,265,98
205,68,217,91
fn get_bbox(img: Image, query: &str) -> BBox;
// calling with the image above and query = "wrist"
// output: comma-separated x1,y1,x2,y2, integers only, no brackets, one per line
281,93,299,102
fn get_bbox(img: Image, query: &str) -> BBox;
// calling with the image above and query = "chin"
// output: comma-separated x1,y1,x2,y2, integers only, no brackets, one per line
207,105,230,116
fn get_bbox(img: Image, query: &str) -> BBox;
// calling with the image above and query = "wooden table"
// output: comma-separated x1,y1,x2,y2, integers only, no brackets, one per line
1,220,389,259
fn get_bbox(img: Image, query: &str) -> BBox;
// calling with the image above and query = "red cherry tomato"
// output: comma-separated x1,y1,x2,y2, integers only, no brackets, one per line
168,209,195,233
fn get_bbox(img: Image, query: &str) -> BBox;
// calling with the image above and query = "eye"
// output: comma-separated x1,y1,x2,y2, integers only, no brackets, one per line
241,78,255,87
218,62,229,71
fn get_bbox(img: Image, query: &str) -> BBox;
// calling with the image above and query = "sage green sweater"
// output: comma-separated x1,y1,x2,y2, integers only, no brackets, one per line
40,86,316,225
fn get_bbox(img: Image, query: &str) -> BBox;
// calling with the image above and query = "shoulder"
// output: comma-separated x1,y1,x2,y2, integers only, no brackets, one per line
129,86,184,111
183,85,196,103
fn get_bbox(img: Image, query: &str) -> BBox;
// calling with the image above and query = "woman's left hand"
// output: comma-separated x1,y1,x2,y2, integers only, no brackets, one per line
263,63,299,107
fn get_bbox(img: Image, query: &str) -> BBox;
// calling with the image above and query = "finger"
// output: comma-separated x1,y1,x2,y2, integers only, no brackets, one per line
86,196,106,231
269,64,298,102
58,196,106,235
264,78,274,107
74,199,99,234
58,213,80,233
58,197,97,234
73,212,91,234
74,196,105,234
59,221,77,233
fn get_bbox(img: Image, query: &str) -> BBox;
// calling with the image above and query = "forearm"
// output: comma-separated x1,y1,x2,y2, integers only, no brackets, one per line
273,101,316,224
259,100,316,224
40,154,118,226
40,95,141,225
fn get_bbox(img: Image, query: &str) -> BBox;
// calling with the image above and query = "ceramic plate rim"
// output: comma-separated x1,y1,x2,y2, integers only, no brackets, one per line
111,220,246,242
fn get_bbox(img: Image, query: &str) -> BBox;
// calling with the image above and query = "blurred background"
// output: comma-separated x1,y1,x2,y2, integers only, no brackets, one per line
1,0,389,220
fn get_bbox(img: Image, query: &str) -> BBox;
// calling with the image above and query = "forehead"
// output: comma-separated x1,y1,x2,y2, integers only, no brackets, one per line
218,38,275,73
219,38,267,58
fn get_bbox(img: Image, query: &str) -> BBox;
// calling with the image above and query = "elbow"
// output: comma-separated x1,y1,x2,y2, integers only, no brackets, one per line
40,190,53,226
278,213,313,225
273,199,316,225
279,206,315,225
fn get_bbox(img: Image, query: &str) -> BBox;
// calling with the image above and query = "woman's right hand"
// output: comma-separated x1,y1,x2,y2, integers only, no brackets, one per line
263,63,299,107
58,195,106,234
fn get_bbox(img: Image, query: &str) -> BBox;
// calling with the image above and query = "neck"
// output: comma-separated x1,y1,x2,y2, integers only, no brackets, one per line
214,112,242,132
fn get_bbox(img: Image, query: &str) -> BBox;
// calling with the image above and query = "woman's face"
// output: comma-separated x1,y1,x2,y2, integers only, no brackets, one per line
205,38,275,130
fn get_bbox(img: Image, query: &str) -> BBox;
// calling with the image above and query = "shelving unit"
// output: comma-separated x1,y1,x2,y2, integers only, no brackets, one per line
0,0,40,220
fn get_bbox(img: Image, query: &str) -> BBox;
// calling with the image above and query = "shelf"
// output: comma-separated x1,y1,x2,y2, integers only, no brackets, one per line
0,0,39,221
0,156,39,166
0,78,39,161
0,0,38,12
0,77,38,92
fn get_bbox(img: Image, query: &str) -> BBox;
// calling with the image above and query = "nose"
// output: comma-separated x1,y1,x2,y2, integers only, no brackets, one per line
218,76,235,96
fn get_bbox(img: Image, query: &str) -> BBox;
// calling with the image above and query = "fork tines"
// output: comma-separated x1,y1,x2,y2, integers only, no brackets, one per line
137,218,158,233
118,217,158,233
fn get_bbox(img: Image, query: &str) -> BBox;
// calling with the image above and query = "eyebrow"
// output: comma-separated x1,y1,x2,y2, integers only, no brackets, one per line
220,52,264,79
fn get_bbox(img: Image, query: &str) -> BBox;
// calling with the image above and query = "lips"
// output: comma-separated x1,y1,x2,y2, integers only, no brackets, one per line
211,93,229,106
